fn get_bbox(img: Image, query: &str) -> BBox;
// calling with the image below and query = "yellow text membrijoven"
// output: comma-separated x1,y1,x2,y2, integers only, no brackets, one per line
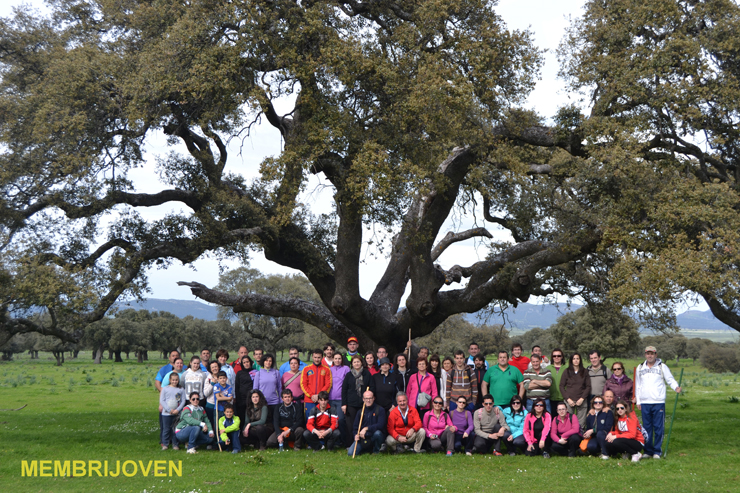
21,460,182,477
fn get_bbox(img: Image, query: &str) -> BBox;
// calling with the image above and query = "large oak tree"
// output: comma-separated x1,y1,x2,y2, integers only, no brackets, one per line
2,0,740,351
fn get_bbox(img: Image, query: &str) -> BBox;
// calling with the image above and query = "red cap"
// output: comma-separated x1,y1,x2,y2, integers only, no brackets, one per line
347,337,358,344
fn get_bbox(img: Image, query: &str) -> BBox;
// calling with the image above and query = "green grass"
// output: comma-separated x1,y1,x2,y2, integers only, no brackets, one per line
1,353,738,492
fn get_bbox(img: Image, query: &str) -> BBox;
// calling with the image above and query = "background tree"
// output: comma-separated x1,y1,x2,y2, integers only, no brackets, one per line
700,344,740,374
549,304,641,360
640,334,689,363
4,0,740,352
686,338,714,364
511,327,559,356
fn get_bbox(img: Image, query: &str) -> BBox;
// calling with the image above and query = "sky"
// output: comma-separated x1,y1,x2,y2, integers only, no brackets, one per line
0,1,710,313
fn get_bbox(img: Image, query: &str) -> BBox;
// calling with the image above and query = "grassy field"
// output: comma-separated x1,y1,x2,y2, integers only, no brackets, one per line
1,353,738,493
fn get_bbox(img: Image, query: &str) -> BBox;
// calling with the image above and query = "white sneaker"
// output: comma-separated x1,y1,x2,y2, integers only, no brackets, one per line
641,453,650,459
652,454,661,459
187,448,197,454
600,454,609,460
631,453,641,462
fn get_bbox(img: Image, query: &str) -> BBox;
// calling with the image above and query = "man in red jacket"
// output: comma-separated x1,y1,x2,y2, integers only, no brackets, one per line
301,349,332,418
302,391,340,451
386,393,426,454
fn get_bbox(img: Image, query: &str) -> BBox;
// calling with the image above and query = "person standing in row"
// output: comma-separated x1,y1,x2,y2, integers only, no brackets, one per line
372,357,398,414
408,358,438,420
481,350,523,410
587,350,611,402
253,353,281,414
604,361,633,402
446,350,478,412
548,348,566,410
522,354,552,414
559,352,591,429
301,349,332,418
394,353,412,394
279,347,306,377
281,357,304,405
635,345,681,459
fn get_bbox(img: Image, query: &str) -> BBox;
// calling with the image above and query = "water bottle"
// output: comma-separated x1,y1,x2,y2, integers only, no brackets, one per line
279,443,284,453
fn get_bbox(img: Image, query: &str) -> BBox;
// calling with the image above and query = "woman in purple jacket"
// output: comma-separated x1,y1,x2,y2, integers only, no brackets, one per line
603,361,634,403
252,354,281,412
549,402,582,457
449,396,475,455
329,352,350,446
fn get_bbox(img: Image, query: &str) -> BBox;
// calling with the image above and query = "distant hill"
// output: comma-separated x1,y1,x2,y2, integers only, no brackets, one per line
120,298,733,333
117,298,220,320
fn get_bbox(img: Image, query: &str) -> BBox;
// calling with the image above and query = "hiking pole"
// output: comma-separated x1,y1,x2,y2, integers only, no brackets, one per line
407,329,411,362
662,367,683,458
352,386,370,458
214,404,222,452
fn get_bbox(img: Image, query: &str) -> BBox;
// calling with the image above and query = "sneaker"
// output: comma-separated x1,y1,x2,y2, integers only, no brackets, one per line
652,454,661,459
509,451,516,457
231,449,239,454
186,448,197,454
414,449,426,454
493,451,503,456
161,445,168,451
465,451,473,456
542,452,550,459
172,445,179,451
294,447,301,452
446,451,453,457
641,453,650,459
568,452,575,458
394,445,404,455
379,444,387,453
600,454,610,460
631,453,641,462
206,445,213,450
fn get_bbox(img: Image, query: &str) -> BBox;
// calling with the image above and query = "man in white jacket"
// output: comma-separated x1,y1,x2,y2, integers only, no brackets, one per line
635,346,681,459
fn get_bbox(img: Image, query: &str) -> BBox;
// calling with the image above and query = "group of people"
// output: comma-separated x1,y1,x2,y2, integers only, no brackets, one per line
154,339,681,462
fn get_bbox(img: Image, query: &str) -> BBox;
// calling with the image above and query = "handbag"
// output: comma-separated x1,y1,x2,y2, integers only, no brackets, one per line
416,374,432,408
580,413,596,452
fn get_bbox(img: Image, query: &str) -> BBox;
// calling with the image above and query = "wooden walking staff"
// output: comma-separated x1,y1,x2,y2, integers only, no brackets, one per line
351,386,371,458
215,405,222,452
407,329,411,362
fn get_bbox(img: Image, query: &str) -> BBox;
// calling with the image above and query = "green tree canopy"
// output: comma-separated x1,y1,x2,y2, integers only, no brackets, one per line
3,0,740,352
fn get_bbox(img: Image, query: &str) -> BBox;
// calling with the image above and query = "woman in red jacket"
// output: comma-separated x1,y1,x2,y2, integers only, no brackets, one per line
605,399,645,462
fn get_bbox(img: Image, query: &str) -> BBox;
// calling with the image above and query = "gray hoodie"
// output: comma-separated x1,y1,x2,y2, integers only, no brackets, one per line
159,386,187,416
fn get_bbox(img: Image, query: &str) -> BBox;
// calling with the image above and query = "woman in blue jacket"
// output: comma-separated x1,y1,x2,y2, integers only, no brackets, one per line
584,395,614,459
502,396,528,456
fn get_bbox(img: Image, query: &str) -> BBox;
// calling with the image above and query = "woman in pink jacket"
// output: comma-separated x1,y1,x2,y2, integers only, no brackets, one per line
549,402,582,457
423,397,456,455
408,359,439,421
523,398,552,458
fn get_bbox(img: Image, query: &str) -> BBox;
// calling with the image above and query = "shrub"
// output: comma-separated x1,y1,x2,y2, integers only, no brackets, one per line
700,346,740,374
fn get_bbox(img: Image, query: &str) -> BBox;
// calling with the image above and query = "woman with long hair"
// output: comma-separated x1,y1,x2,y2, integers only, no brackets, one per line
584,395,614,459
252,353,281,413
429,354,443,396
423,396,456,455
365,351,379,375
440,357,454,409
234,355,254,428
449,396,475,455
559,352,591,429
605,399,645,462
329,352,350,446
202,360,221,432
241,390,273,451
502,396,528,456
523,398,551,458
281,357,304,405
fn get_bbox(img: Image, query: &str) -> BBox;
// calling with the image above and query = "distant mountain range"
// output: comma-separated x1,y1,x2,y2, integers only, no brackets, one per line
120,298,733,332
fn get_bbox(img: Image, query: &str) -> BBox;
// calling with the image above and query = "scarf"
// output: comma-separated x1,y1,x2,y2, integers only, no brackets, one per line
351,368,364,398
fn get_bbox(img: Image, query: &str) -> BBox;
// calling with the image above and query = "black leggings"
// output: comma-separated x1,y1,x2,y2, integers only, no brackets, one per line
240,424,273,449
605,438,643,455
345,406,361,445
550,434,581,456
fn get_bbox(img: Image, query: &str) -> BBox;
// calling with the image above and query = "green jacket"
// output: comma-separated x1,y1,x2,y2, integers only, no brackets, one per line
176,405,213,433
549,365,565,401
218,415,241,442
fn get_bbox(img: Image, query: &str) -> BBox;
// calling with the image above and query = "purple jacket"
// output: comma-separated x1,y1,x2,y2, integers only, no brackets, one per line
450,408,475,435
253,368,282,405
329,365,350,401
604,374,634,402
550,413,581,441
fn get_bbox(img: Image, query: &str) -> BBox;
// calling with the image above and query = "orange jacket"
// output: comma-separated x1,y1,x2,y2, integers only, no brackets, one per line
613,413,645,444
387,406,422,440
300,363,332,400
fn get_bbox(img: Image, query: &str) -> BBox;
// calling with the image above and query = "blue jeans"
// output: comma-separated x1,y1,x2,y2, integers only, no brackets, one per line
347,430,385,456
218,430,241,452
641,403,665,456
175,426,213,450
454,431,475,453
161,414,176,446
526,398,551,414
586,430,609,456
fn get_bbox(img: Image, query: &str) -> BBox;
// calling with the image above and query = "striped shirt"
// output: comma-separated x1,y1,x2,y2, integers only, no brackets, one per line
522,367,553,399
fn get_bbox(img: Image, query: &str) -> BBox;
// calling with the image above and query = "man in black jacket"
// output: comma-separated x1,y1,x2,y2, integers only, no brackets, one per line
347,390,387,456
266,389,305,450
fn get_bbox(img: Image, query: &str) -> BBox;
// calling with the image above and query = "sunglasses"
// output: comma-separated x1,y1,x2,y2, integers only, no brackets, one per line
616,406,626,410
433,401,444,405
483,402,494,406
612,367,623,371
511,401,522,405
593,401,603,405
534,403,544,407
552,354,563,358
191,397,200,401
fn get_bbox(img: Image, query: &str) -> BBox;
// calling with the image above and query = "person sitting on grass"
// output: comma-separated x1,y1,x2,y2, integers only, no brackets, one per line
423,397,456,456
267,389,305,451
523,398,551,458
549,402,582,457
449,396,475,456
386,392,426,454
605,399,645,462
584,395,613,459
472,394,509,455
347,390,387,456
304,391,341,452
241,390,273,451
160,372,186,450
218,403,241,454
502,396,528,456
174,393,214,454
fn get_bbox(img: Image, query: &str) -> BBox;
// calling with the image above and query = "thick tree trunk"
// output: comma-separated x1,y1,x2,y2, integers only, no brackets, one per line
107,350,113,360
137,351,144,363
114,350,123,363
143,351,148,361
52,350,64,366
125,351,129,359
73,350,79,359
94,345,104,364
